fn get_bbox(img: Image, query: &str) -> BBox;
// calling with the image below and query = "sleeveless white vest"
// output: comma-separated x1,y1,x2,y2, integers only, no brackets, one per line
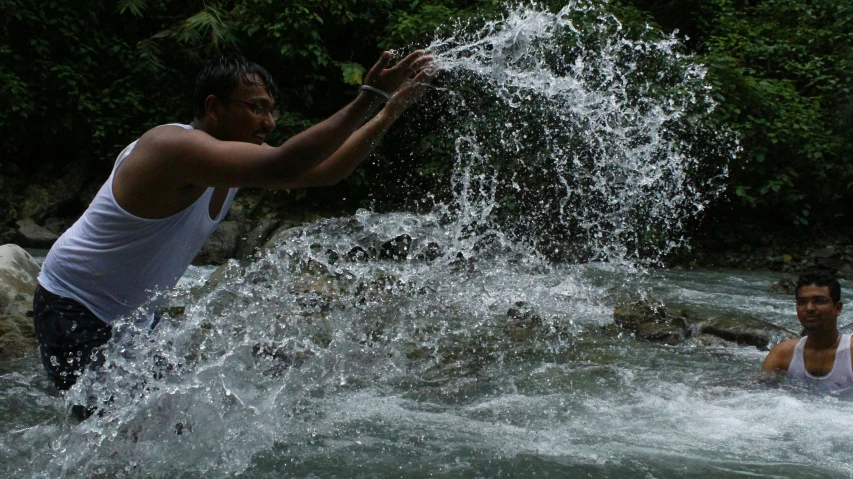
38,124,238,325
787,334,853,391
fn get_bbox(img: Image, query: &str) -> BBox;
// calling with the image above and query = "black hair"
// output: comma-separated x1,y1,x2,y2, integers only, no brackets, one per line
795,270,841,303
194,55,279,119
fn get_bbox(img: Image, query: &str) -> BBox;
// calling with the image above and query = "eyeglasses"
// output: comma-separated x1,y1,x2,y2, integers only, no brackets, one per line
796,296,834,308
226,96,280,121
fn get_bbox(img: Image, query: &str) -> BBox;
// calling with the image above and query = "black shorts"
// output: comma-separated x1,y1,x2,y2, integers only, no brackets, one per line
32,285,113,391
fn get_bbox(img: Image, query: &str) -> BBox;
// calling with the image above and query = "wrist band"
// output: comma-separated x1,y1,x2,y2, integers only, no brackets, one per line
360,85,392,101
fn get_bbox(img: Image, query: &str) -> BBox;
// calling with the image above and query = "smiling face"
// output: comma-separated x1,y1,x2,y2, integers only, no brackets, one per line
796,284,843,334
208,74,276,145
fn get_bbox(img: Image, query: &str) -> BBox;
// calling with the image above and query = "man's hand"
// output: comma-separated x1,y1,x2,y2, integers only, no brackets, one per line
363,50,434,98
383,68,436,119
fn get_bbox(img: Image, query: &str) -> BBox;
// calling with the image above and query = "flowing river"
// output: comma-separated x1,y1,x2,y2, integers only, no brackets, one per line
2,2,851,477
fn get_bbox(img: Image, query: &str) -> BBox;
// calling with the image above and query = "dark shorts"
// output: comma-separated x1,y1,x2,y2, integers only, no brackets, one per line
32,285,113,392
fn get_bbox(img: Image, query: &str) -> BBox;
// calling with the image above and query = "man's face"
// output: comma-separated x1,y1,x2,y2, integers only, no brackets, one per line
795,284,842,333
217,74,276,145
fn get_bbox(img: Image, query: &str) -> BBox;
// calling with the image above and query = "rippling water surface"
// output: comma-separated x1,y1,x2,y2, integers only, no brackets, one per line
3,212,851,477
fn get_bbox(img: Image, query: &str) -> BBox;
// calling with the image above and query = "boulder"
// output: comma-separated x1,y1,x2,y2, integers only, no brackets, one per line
0,244,40,315
193,221,240,265
699,315,796,349
43,217,73,236
235,218,281,259
634,321,688,345
0,314,37,357
770,278,796,295
811,246,836,259
613,299,666,330
19,163,91,223
14,218,59,248
612,298,690,345
816,256,847,273
0,245,39,356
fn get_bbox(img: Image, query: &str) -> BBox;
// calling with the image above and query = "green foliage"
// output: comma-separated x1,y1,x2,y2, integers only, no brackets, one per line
4,0,848,234
699,0,853,225
618,0,853,227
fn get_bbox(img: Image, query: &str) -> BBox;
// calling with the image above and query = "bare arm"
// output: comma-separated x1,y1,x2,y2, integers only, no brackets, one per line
130,51,433,190
283,67,435,188
761,339,797,372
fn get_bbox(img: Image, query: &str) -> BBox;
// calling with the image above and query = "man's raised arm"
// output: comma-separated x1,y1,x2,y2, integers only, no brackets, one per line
134,50,433,190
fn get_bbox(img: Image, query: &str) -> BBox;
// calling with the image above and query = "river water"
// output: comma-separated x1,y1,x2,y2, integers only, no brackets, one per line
3,2,852,477
2,226,852,477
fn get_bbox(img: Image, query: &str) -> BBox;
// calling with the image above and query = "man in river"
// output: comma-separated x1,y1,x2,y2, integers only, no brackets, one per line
32,51,434,410
761,271,851,390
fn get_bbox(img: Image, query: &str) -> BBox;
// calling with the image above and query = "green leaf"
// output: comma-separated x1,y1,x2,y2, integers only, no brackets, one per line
340,62,366,85
115,0,147,17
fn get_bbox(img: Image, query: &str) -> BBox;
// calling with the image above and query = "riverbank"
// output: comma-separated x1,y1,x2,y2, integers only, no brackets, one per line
3,171,851,277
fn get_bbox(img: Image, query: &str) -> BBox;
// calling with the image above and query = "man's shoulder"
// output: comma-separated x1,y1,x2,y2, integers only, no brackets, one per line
769,338,800,356
139,123,204,144
762,338,800,371
133,124,217,161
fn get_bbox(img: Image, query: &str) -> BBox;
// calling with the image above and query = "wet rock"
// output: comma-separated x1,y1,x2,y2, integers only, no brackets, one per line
346,245,371,262
326,249,340,264
14,218,58,248
415,242,444,261
450,252,479,275
612,299,666,330
612,299,692,345
634,321,687,345
0,315,37,357
0,244,40,315
771,278,796,295
193,221,240,265
42,217,73,236
235,218,281,259
837,264,853,280
0,245,39,356
505,301,543,341
811,246,836,259
379,234,413,261
699,315,796,349
20,164,91,223
816,256,847,273
252,342,315,377
204,261,246,290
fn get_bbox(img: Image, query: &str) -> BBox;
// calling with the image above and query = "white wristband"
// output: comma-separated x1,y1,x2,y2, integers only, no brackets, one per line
360,85,392,101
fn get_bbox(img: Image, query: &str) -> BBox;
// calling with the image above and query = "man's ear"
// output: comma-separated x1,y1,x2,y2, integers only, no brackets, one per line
204,94,223,121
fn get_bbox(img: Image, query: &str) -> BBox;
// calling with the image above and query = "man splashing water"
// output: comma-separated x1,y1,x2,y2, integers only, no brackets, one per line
32,51,434,418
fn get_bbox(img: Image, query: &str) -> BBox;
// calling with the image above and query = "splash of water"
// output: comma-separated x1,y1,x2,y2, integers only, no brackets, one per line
425,1,733,265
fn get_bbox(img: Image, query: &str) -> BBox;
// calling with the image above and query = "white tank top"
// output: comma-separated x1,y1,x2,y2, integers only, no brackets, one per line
38,124,238,325
787,334,853,391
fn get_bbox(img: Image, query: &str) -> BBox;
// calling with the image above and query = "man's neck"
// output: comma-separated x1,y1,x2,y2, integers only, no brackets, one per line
190,118,216,137
806,330,841,350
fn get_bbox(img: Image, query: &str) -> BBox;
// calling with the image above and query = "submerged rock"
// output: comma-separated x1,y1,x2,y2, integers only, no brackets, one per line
612,296,798,349
699,315,796,349
379,234,413,260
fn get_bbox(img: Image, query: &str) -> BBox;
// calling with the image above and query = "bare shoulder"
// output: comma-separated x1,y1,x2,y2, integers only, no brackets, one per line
761,338,799,372
136,124,215,154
